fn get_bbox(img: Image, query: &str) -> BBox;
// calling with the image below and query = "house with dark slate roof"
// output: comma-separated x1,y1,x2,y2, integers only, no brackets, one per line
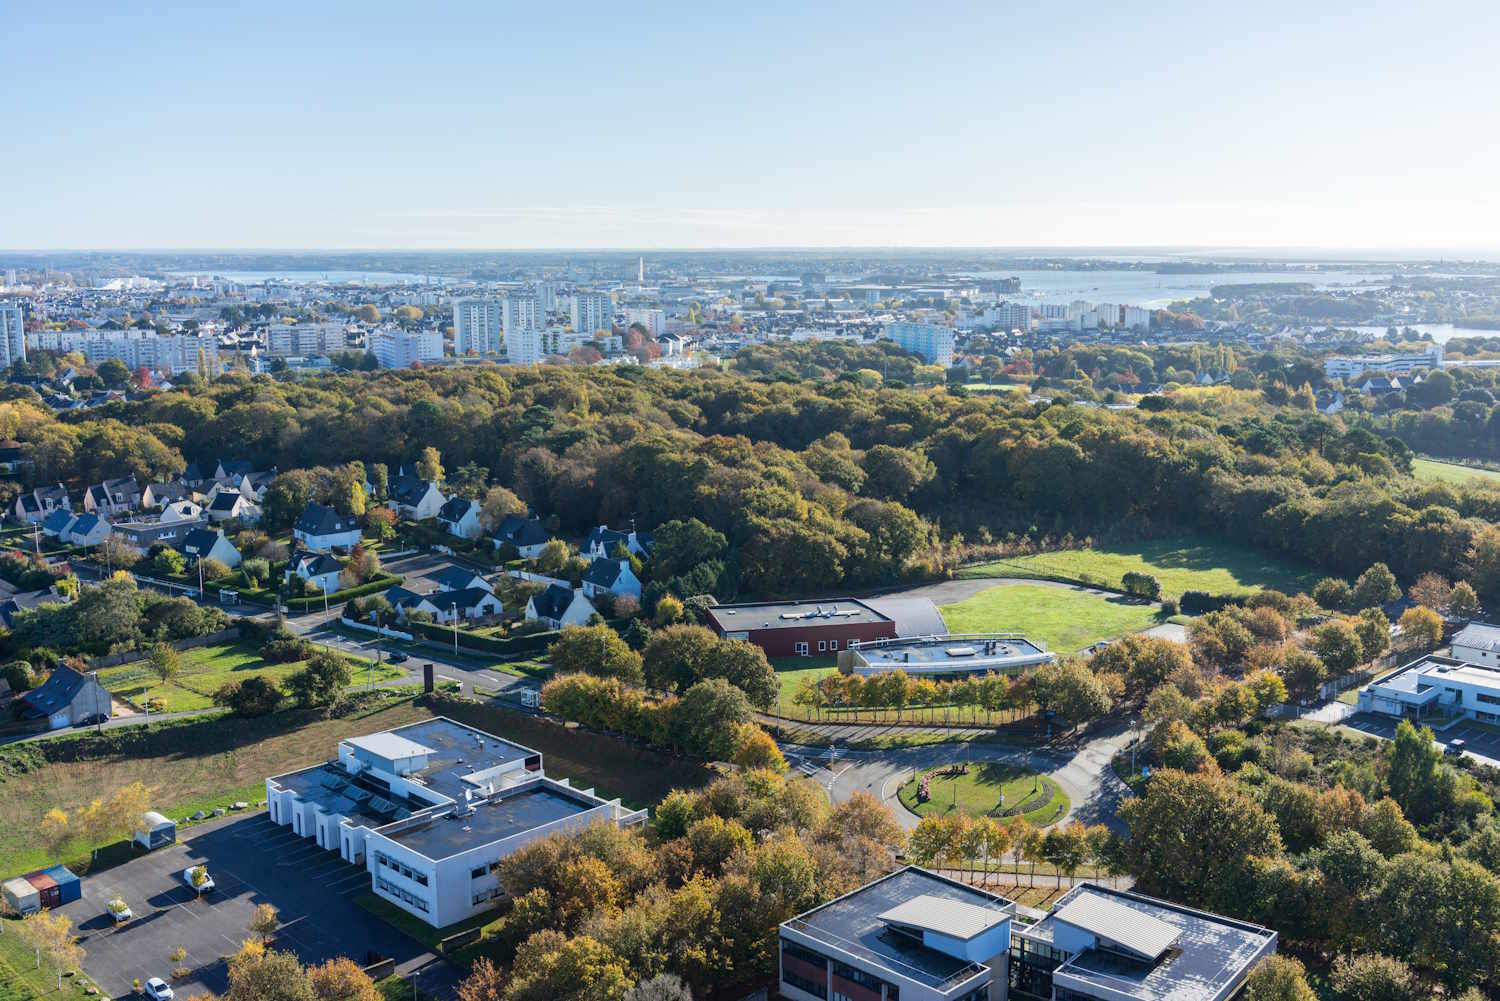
525,584,596,629
13,484,70,524
384,584,441,621
438,496,482,539
294,502,363,551
20,665,110,730
388,475,445,520
285,549,345,595
581,557,642,600
0,588,70,629
431,586,502,623
491,514,552,558
179,528,242,568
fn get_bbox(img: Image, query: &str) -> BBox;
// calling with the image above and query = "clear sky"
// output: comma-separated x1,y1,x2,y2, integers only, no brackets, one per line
5,0,1499,251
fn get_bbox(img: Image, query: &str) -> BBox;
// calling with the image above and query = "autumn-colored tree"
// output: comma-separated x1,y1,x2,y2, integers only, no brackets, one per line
39,807,69,860
307,957,379,1001
1398,605,1443,650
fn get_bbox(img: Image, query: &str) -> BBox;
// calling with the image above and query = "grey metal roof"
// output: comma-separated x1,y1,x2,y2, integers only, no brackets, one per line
863,596,948,637
878,893,1011,941
1453,622,1500,653
1054,893,1181,960
348,732,435,761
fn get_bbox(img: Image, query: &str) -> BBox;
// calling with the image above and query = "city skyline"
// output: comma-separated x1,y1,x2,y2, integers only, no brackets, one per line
5,1,1499,251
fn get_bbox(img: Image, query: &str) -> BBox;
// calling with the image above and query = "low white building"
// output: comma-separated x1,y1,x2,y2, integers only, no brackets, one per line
1324,345,1443,382
1357,654,1500,723
265,718,645,928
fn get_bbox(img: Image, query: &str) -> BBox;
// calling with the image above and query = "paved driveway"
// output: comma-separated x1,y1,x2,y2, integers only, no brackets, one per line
1340,712,1500,769
57,813,463,999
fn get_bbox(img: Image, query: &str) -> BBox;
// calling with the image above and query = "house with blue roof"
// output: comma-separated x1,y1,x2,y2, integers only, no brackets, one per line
19,666,111,730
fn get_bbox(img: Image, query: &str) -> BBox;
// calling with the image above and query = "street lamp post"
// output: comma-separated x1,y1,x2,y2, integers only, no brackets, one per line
451,603,458,655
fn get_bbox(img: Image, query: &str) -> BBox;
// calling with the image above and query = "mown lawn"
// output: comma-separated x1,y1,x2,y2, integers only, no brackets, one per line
0,696,436,879
958,534,1321,598
0,926,103,1001
771,655,838,714
1411,457,1500,486
98,642,401,712
938,584,1158,653
897,762,1069,825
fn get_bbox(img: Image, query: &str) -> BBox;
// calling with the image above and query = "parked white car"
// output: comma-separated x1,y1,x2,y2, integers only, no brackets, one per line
107,898,132,923
144,976,175,1000
182,866,214,893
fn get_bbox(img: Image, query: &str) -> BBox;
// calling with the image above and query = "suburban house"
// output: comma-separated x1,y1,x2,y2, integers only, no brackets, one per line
159,499,204,523
207,490,259,523
385,585,442,621
40,508,75,538
706,598,901,658
584,524,652,559
264,718,645,928
580,557,643,601
213,458,257,484
14,484,71,524
430,566,491,594
142,480,192,509
64,513,112,547
0,588,70,629
238,470,277,502
0,439,27,474
286,550,344,595
294,502,364,551
492,514,552,558
437,496,482,540
779,868,1277,1001
389,475,445,520
431,587,503,623
82,477,142,516
114,517,206,549
525,584,596,629
179,528,242,568
19,665,111,730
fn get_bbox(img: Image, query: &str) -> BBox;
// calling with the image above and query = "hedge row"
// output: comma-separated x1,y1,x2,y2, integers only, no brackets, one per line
284,573,404,610
408,619,559,655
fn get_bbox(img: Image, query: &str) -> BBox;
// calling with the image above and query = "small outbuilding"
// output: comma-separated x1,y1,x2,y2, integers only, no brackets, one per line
2,876,39,915
134,811,177,850
41,865,81,905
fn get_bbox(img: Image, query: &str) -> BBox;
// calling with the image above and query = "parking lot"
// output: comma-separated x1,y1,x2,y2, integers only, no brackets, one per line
1341,712,1500,768
57,811,462,999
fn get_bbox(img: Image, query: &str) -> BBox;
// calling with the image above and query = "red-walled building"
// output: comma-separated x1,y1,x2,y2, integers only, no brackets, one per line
705,599,898,658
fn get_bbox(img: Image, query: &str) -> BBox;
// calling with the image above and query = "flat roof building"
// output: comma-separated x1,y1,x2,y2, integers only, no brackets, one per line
266,717,645,928
841,634,1054,679
1356,654,1500,723
1010,882,1277,1001
706,598,900,658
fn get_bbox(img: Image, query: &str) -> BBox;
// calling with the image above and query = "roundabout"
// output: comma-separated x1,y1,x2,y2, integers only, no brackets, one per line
896,761,1070,825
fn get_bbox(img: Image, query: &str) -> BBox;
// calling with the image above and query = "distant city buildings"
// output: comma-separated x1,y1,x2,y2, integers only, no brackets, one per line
267,322,347,357
370,329,442,369
881,322,955,367
1324,345,1443,382
0,304,25,369
624,307,666,337
453,298,502,356
571,292,613,335
27,329,215,376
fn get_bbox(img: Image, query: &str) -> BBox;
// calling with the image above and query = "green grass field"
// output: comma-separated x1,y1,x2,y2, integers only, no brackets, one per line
1411,457,1500,486
771,655,838,714
0,913,104,1000
938,584,1159,654
957,535,1321,599
98,642,402,712
897,762,1069,825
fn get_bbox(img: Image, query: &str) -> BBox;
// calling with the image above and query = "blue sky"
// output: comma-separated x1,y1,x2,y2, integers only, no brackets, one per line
5,1,1499,250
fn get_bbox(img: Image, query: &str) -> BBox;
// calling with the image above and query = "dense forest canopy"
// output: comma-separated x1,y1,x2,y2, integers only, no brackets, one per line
7,344,1500,598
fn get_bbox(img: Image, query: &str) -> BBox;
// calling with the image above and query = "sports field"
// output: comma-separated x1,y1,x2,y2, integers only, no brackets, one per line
938,583,1159,654
958,535,1320,599
1411,457,1500,486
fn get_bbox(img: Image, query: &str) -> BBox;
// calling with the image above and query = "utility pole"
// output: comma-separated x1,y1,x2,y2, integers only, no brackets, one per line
451,603,458,655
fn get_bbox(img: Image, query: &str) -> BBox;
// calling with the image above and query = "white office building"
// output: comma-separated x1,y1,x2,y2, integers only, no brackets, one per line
1324,345,1443,382
453,298,502,355
881,322,955,367
266,717,645,928
571,292,614,335
0,304,25,369
267,322,347,357
370,329,442,369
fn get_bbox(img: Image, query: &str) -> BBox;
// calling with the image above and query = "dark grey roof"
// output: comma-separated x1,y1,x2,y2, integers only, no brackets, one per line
70,513,104,534
438,496,475,522
436,586,497,611
582,557,626,587
494,514,549,547
146,481,189,502
42,509,74,533
530,584,577,621
389,475,434,506
586,525,630,551
180,528,228,557
295,502,358,537
385,585,435,610
20,666,93,717
863,596,948,637
209,492,243,511
431,566,484,591
0,589,68,628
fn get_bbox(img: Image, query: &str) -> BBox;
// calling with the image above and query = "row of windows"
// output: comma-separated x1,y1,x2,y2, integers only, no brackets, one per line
374,852,429,886
783,969,826,999
793,639,843,655
832,960,895,996
472,887,502,906
1478,693,1500,706
470,860,503,879
375,877,428,913
782,941,827,967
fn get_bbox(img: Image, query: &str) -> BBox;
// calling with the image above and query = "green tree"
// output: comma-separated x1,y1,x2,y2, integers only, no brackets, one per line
97,358,130,388
1242,956,1317,1001
416,445,443,483
701,639,777,709
643,624,720,694
501,931,632,1001
285,650,352,711
147,642,180,686
548,624,644,684
1450,580,1481,619
649,518,727,580
1030,658,1111,732
671,678,753,760
1330,953,1423,1001
1354,608,1391,661
1315,621,1364,675
860,443,936,501
1386,719,1442,821
213,675,284,716
1353,562,1401,610
153,547,188,576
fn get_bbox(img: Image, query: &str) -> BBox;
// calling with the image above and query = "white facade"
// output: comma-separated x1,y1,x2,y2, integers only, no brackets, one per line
1325,345,1443,381
27,329,217,375
370,329,443,369
881,322,955,367
502,294,541,336
1123,305,1152,330
624,307,666,337
1357,653,1500,722
267,322,347,357
571,292,613,335
0,304,25,369
453,298,502,355
504,328,542,365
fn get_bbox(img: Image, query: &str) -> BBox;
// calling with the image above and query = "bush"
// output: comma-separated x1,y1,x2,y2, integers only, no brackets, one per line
282,573,402,609
1180,590,1241,615
1159,597,1179,616
0,659,35,693
213,675,285,716
1121,571,1162,600
261,629,315,664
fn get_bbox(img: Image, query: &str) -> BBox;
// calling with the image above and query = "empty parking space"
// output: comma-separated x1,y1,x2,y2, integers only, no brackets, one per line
57,811,460,1000
1341,712,1500,767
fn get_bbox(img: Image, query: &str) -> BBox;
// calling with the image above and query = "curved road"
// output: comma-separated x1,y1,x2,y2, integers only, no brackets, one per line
780,717,1138,834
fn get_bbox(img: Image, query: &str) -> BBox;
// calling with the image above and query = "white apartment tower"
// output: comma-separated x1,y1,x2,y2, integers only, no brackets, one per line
571,292,613,335
0,304,25,370
267,322,347,357
453,298,502,355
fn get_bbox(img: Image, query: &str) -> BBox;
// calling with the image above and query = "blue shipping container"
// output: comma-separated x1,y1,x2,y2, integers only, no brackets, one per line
41,865,81,905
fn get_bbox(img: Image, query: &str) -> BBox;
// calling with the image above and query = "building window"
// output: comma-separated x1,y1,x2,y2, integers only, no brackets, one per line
795,642,809,656
471,866,487,879
1478,693,1500,706
818,640,827,652
829,640,839,650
